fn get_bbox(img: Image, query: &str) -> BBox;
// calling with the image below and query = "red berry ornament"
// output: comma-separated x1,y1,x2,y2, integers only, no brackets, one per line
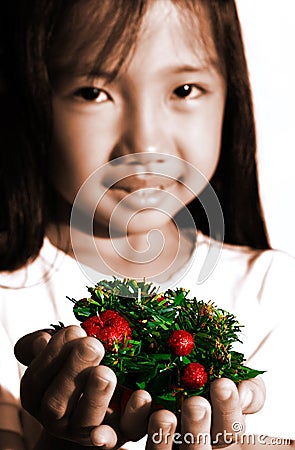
181,362,208,389
168,330,194,356
82,309,132,351
157,295,169,307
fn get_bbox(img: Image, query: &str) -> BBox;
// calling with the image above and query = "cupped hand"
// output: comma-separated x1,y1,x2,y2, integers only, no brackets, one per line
15,329,265,449
15,326,152,448
146,377,265,450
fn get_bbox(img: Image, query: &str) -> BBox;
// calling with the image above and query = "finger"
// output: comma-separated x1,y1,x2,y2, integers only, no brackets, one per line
120,390,152,441
210,378,244,445
14,330,52,366
40,336,105,430
25,326,87,375
180,396,211,450
238,377,265,414
146,409,177,450
71,365,116,431
90,424,118,449
20,326,87,416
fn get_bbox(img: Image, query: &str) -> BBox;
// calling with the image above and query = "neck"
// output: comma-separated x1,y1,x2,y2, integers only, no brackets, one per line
46,220,195,283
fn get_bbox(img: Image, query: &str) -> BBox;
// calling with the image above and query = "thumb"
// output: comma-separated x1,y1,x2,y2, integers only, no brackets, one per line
238,376,265,414
14,329,53,366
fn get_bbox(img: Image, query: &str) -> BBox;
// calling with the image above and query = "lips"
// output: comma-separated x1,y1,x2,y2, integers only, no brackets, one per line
110,174,178,193
101,154,187,194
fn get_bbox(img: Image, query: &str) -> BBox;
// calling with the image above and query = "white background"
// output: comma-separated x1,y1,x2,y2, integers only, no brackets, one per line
235,0,295,256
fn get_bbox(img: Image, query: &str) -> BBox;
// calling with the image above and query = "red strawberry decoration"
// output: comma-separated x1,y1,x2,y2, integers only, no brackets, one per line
181,362,208,389
67,278,264,413
157,295,169,307
168,330,194,356
82,309,132,351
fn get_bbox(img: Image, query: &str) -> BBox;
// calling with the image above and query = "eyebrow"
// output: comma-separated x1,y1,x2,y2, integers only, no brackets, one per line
50,65,119,85
163,61,221,77
86,70,119,82
52,62,218,88
83,65,215,82
100,64,210,75
168,64,211,73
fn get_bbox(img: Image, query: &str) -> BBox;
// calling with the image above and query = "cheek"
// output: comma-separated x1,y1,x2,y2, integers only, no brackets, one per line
52,98,118,165
177,101,224,182
52,114,98,172
50,103,117,201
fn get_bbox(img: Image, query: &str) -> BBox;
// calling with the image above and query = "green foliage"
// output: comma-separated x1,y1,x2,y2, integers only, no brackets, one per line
71,278,264,413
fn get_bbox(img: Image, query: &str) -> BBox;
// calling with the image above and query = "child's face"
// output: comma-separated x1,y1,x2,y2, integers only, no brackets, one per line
50,1,226,234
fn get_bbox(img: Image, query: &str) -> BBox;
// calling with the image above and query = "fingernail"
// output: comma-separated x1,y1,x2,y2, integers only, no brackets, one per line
97,377,109,391
217,387,233,401
90,429,109,447
91,442,105,447
240,389,253,409
90,437,105,447
78,342,99,361
191,406,206,421
160,421,174,433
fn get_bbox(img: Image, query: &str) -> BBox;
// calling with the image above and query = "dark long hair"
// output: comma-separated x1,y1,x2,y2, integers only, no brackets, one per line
0,0,269,271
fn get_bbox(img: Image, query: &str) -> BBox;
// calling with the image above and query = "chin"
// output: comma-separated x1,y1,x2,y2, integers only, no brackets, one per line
93,208,173,237
127,209,174,234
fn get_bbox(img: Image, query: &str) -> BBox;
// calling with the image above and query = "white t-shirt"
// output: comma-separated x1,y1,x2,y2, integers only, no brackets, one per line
0,233,294,447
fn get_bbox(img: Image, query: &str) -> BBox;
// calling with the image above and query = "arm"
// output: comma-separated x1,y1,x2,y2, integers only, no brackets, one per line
0,323,27,450
0,431,26,450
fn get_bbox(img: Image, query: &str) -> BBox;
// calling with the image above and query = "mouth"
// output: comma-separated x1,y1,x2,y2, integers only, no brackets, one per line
109,174,183,193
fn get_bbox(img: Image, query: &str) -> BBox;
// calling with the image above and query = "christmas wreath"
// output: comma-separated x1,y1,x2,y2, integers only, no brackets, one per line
66,278,263,412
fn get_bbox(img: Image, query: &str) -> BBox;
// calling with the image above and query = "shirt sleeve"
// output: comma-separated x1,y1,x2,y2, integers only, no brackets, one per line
244,250,295,440
0,322,23,436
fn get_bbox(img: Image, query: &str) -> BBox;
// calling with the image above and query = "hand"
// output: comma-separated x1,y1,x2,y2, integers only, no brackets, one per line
15,326,152,449
145,377,265,449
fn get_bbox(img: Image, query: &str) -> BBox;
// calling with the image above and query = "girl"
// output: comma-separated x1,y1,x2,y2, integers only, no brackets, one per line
0,0,294,449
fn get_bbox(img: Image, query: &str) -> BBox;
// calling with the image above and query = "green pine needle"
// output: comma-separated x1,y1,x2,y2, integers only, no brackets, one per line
70,277,264,412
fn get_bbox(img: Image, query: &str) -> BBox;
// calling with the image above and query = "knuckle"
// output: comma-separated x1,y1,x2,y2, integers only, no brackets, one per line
185,395,211,410
84,367,116,400
42,394,66,421
86,396,106,411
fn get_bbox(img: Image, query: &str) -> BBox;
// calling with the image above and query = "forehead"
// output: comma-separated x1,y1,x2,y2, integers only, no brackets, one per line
48,0,220,81
127,0,218,74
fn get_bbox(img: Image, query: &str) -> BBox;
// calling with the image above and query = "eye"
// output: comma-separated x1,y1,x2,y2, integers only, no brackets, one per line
74,87,110,103
173,84,203,100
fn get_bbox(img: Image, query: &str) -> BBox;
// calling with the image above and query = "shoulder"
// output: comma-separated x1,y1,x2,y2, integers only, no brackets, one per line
187,232,295,306
198,231,295,278
0,237,67,291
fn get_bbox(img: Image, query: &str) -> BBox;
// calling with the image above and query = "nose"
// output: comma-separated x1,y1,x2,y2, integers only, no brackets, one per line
111,95,174,160
105,95,185,184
